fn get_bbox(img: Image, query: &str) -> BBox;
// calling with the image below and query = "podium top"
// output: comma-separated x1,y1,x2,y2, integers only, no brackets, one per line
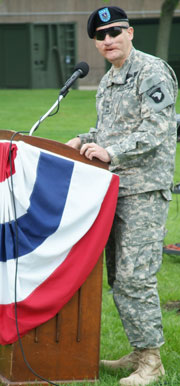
0,130,108,170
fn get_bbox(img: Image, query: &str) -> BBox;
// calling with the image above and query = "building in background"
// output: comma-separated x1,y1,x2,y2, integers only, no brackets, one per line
0,0,179,88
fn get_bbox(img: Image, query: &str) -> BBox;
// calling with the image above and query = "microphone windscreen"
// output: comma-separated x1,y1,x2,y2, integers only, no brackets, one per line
74,62,89,78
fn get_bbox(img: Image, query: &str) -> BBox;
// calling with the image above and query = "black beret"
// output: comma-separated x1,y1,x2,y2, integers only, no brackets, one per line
87,6,129,39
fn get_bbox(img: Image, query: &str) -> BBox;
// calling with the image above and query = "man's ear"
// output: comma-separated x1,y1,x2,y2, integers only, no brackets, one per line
128,26,134,41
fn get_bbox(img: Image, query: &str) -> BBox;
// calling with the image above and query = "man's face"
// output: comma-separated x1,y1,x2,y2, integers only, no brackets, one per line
94,22,134,68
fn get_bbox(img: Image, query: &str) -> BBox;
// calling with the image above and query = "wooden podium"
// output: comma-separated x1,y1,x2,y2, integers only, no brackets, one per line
0,131,107,385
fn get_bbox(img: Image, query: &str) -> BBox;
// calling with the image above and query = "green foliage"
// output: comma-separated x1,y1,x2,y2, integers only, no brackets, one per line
0,89,180,385
162,0,180,14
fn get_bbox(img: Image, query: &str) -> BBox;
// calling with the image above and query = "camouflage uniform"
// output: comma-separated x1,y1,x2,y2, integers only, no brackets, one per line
79,47,178,348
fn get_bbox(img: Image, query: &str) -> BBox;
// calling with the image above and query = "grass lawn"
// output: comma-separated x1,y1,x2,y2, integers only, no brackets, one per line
0,89,180,386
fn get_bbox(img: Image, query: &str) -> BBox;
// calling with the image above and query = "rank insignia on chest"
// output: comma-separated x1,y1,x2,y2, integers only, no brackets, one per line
104,100,110,114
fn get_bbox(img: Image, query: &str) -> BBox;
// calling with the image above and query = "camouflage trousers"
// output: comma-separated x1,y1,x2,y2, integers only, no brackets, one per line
105,190,170,348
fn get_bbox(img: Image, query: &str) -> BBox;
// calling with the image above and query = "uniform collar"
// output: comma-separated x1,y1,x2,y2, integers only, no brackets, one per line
107,47,136,86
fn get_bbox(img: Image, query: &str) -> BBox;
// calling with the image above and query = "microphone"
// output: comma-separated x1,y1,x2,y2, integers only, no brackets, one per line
60,62,89,96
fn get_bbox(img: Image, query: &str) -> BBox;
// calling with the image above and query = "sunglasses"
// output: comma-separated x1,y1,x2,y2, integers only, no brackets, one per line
95,26,129,41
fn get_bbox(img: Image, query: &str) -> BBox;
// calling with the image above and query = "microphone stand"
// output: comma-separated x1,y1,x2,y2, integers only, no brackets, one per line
29,93,65,137
29,62,89,137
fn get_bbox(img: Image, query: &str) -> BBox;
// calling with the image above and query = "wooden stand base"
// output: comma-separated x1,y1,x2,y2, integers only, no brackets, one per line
0,257,103,385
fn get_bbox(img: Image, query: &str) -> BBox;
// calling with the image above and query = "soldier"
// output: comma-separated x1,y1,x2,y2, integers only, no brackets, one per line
67,6,178,386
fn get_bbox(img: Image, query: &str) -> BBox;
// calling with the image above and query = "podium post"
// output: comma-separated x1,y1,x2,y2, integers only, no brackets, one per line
0,131,108,385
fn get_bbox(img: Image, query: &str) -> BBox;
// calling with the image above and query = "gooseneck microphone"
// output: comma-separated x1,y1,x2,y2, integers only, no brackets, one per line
60,62,89,96
29,62,89,136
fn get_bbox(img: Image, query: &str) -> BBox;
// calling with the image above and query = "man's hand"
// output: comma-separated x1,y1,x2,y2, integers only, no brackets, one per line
66,137,81,149
80,142,111,163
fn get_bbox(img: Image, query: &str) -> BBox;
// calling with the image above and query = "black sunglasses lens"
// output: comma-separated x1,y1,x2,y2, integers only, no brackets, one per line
96,31,106,41
96,27,122,41
109,29,122,38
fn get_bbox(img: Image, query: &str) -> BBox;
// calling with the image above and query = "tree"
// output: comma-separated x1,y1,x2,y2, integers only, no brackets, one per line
156,0,180,61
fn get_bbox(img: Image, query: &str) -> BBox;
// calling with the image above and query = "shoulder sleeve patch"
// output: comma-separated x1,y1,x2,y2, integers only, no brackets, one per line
139,73,174,113
146,84,174,112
